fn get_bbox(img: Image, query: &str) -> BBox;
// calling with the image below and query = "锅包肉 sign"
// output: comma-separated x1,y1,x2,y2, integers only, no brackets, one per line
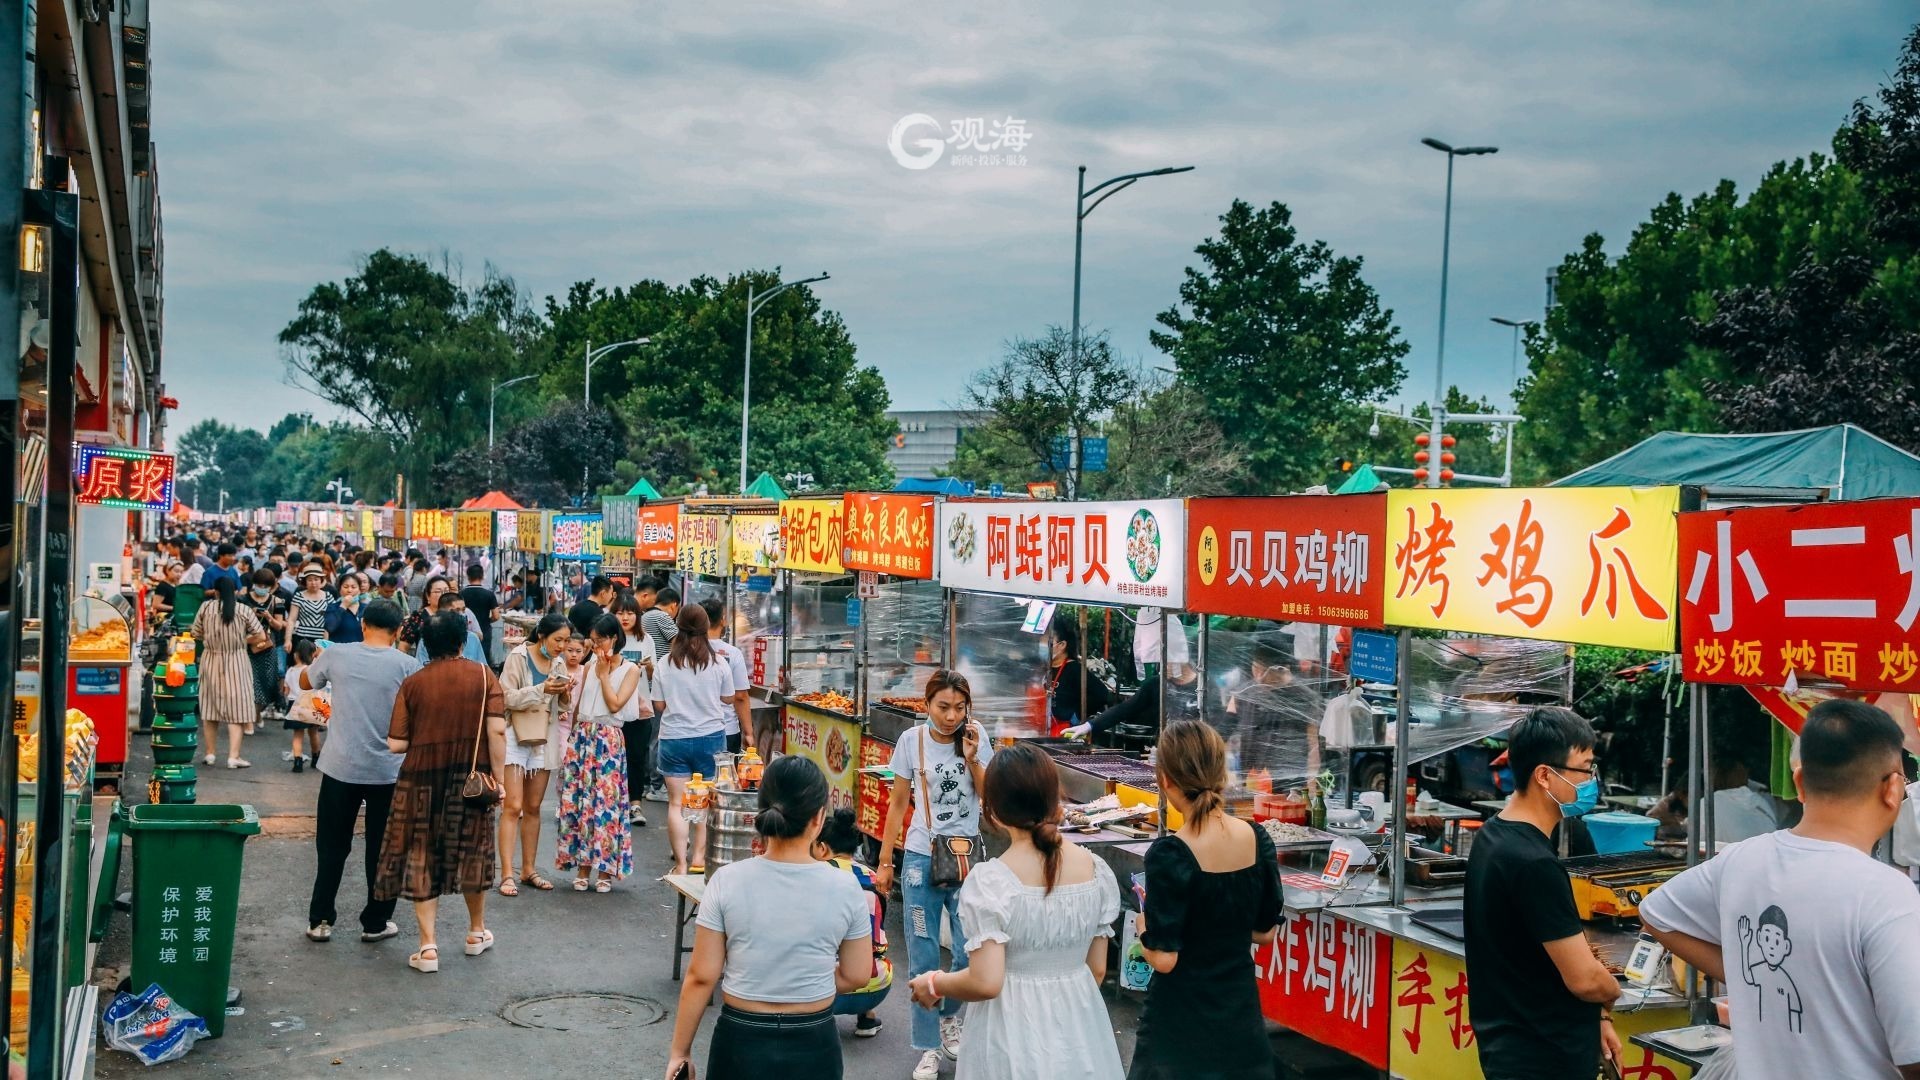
842,493,935,578
937,499,1185,608
779,499,846,574
1187,495,1386,625
1383,487,1680,651
1680,498,1920,692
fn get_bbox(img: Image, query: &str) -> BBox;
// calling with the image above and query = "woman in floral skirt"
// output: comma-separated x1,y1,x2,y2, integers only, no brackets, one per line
555,614,641,891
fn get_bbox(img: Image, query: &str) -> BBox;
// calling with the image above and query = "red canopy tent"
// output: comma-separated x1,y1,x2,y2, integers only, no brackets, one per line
462,490,525,511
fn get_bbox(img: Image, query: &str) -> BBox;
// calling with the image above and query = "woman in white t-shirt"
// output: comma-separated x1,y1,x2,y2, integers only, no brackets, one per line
667,754,873,1080
650,603,739,876
875,670,994,1080
612,593,657,828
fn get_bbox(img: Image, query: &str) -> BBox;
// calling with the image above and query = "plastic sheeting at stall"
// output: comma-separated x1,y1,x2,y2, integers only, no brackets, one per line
1208,627,1569,799
786,573,858,705
862,578,946,712
951,591,1048,737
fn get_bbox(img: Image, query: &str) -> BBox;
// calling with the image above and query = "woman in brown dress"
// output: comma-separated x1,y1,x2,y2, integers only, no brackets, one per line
374,611,507,974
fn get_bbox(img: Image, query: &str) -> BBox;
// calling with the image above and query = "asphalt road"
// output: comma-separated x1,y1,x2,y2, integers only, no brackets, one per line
94,729,1157,1079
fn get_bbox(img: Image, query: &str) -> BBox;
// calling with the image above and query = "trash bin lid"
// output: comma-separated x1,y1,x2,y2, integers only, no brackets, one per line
126,803,260,835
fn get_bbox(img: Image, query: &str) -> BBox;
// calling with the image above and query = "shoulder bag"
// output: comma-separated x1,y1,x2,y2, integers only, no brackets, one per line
504,649,551,747
461,667,503,809
918,727,981,889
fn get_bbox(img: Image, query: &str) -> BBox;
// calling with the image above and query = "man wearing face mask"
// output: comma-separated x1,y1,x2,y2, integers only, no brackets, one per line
1642,700,1920,1080
1465,706,1621,1079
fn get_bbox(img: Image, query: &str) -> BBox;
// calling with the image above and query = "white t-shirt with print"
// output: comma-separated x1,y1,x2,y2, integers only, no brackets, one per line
887,724,995,857
1640,829,1920,1080
711,638,749,736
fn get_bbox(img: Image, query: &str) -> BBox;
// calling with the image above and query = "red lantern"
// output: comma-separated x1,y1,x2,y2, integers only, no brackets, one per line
1414,433,1432,447
1440,452,1456,466
1440,469,1456,484
1441,435,1457,448
1414,450,1431,464
1412,468,1430,482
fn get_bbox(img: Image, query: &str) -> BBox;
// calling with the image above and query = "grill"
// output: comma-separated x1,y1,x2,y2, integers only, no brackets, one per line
1564,850,1683,920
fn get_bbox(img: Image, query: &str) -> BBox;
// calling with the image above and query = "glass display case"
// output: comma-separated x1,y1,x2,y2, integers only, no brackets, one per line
782,573,859,716
728,577,782,690
68,595,130,662
862,578,946,718
950,591,1048,738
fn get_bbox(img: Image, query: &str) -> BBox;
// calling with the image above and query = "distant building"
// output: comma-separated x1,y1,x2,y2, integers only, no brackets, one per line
886,409,990,480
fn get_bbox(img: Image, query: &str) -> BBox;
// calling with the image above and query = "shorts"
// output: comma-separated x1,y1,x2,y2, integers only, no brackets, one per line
658,733,725,779
503,726,548,772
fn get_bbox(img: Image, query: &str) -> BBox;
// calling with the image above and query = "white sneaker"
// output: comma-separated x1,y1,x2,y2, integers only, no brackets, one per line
912,1049,942,1080
940,1015,963,1059
203,754,216,766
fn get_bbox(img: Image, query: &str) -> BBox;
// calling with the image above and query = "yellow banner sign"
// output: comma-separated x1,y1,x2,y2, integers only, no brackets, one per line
1383,487,1680,651
516,510,547,553
455,510,492,548
730,513,780,573
677,512,730,577
778,499,846,574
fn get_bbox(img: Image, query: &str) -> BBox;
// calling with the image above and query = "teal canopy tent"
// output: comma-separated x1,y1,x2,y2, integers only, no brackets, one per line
1552,425,1920,499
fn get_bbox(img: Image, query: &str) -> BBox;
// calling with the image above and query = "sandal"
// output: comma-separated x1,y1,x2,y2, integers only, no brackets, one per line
498,878,519,897
571,877,589,892
408,945,439,973
520,873,555,891
464,929,494,956
594,879,613,894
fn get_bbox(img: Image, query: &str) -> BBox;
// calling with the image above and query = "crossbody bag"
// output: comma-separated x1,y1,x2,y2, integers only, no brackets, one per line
918,727,982,889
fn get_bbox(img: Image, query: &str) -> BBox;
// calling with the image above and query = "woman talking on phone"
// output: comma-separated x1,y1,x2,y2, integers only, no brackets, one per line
875,670,995,1080
667,755,873,1079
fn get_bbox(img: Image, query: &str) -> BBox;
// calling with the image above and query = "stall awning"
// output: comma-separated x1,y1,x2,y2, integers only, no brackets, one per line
1552,424,1920,500
463,490,525,511
1335,463,1387,495
893,477,975,497
744,472,787,500
625,478,664,500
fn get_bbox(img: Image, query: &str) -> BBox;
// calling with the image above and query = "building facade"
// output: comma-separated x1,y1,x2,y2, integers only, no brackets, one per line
884,409,988,480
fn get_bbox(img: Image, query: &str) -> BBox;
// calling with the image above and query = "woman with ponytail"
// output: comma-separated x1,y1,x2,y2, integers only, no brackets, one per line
907,742,1124,1079
667,755,873,1080
1128,720,1284,1080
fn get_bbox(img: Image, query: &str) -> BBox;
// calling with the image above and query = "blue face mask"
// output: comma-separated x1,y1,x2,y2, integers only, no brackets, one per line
1550,768,1600,817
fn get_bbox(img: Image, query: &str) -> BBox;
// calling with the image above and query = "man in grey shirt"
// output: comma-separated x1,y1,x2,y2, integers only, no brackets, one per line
642,583,681,656
300,599,419,944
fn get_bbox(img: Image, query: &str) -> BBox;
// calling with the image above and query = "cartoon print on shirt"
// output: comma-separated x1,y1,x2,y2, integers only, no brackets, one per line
1739,905,1802,1033
930,761,966,825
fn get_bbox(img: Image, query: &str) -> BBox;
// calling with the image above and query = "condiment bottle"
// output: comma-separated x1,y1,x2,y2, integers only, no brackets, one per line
737,748,764,791
683,773,711,822
177,632,196,666
715,756,737,792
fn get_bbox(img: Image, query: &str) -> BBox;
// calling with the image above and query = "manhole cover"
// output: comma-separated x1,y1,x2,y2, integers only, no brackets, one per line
501,993,665,1032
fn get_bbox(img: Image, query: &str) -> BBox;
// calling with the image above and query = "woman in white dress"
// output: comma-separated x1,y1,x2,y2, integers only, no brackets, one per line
908,742,1124,1080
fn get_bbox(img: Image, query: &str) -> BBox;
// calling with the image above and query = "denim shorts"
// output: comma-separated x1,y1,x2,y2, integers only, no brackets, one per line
658,732,725,779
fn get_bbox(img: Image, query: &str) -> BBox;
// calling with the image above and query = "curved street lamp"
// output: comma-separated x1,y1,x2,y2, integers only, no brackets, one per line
741,274,830,493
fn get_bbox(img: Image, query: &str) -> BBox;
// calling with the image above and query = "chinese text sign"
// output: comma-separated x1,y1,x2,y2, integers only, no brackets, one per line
677,513,731,576
778,499,847,574
1188,495,1386,625
842,494,936,579
936,499,1185,607
1383,487,1680,651
1679,499,1920,691
74,445,176,512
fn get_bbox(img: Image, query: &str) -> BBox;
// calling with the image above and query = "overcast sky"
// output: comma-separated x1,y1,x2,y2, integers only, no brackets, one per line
154,1,1915,441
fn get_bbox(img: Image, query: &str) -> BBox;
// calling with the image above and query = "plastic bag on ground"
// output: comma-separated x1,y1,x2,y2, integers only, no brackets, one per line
101,983,209,1066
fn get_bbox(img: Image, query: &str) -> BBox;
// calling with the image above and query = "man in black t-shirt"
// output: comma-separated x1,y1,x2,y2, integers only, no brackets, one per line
1465,706,1622,1079
460,564,500,666
567,574,615,640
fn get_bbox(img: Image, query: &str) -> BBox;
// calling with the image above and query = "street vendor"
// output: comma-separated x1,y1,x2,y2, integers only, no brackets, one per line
1066,609,1198,742
1044,614,1109,737
1226,639,1322,789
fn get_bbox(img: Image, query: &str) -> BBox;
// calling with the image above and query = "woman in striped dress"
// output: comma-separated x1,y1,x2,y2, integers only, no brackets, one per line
192,576,269,769
287,565,332,652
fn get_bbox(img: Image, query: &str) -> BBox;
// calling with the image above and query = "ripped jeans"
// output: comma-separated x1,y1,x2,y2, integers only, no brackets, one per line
900,850,968,1051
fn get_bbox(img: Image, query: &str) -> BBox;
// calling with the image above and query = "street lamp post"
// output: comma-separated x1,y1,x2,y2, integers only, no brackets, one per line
741,273,830,493
1071,163,1193,500
581,337,651,500
1489,316,1533,406
1420,137,1497,487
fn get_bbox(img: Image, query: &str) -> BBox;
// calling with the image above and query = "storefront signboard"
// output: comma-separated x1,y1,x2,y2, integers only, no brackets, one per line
678,513,730,576
730,512,780,573
936,499,1185,608
842,494,935,578
778,499,846,574
73,444,175,512
785,704,861,812
1187,495,1386,625
602,495,639,547
854,732,908,846
551,514,602,559
1255,910,1389,1069
516,510,546,553
455,510,492,548
1383,487,1680,651
636,505,678,563
1679,499,1920,692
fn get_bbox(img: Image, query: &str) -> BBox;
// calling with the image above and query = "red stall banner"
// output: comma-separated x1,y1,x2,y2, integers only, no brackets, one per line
842,493,936,579
1187,495,1387,626
1256,909,1390,1070
635,505,678,563
1679,499,1920,692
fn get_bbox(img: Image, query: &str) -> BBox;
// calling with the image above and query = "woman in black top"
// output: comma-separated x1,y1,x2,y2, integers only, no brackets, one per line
1131,720,1283,1080
1045,614,1109,736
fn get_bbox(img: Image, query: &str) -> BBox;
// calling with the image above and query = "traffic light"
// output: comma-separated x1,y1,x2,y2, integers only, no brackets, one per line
1332,457,1355,473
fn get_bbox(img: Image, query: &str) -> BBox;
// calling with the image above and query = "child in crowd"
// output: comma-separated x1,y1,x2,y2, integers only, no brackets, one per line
815,807,892,1038
282,637,327,773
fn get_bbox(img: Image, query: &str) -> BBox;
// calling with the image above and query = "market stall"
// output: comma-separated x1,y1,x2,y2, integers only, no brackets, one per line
548,512,603,595
770,498,860,807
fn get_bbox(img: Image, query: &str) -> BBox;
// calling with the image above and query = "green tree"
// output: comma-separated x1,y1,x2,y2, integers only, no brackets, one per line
948,327,1136,495
1152,199,1408,493
257,425,349,503
433,401,625,507
278,249,544,504
1093,375,1250,499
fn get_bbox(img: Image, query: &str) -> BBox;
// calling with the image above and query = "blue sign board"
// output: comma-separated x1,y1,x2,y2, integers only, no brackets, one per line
75,666,123,696
845,598,862,627
1348,630,1399,684
1048,436,1110,472
988,483,1004,498
1080,437,1108,471
744,574,775,594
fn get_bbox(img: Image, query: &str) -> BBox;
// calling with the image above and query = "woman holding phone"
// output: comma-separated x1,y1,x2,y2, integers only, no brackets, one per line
875,670,994,1080
494,614,572,896
554,614,641,892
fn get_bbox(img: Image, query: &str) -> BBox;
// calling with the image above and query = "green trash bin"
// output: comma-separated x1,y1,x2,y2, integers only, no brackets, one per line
127,804,259,1037
171,584,206,629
